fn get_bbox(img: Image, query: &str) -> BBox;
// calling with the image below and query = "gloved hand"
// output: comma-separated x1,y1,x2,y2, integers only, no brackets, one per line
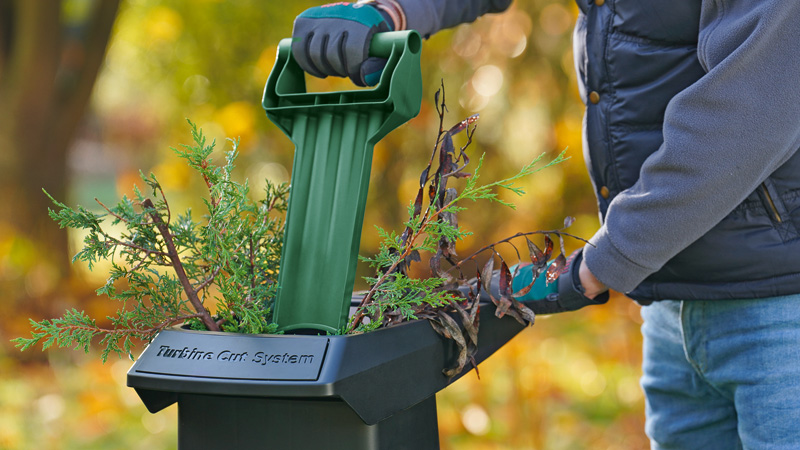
479,250,609,315
509,261,558,301
291,2,399,86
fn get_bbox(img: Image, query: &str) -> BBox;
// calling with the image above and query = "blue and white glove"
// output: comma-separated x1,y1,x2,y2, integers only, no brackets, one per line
509,261,558,301
484,250,609,315
291,2,400,86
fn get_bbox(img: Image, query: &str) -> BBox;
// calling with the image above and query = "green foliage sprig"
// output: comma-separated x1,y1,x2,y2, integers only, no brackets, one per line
13,121,288,361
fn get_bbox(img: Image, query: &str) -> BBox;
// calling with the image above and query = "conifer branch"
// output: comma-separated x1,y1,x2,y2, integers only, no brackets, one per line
15,122,287,360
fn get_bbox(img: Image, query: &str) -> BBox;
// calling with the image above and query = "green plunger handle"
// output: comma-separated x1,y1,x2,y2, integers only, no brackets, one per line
262,31,423,334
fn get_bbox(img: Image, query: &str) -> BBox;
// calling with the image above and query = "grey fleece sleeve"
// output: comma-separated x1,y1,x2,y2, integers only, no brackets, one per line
583,0,800,293
394,0,512,38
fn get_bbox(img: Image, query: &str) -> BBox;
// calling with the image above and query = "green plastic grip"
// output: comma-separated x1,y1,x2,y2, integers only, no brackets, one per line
262,31,423,333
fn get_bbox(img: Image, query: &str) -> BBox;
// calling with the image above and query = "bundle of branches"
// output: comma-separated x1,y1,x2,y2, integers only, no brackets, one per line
352,84,584,377
14,87,582,374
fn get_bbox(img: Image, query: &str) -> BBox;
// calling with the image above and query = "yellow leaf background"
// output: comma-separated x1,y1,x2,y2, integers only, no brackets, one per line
0,1,645,448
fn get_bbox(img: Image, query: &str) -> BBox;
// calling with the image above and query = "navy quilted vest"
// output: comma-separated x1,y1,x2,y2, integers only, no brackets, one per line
574,0,800,302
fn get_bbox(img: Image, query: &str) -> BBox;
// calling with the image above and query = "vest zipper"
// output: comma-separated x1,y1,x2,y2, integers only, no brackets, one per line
761,183,783,223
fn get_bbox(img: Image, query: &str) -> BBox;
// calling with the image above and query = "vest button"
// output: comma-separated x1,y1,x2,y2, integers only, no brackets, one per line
595,0,605,5
589,91,601,104
599,186,610,199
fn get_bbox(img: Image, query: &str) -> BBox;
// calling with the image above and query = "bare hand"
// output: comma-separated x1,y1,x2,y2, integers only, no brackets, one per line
579,257,608,300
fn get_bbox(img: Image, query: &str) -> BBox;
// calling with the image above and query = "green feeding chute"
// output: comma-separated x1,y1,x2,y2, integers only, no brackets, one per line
262,31,423,333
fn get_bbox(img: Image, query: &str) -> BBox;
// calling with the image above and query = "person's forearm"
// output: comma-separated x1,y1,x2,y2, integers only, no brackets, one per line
584,0,800,293
394,0,512,37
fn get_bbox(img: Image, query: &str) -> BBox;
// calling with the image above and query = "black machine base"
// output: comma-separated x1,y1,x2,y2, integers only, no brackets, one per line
128,302,525,449
177,393,438,450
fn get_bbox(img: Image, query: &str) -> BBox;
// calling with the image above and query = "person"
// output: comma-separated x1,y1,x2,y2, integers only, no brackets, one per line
290,1,800,448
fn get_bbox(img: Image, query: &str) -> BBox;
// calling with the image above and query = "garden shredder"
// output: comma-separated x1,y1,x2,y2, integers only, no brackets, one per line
128,31,529,449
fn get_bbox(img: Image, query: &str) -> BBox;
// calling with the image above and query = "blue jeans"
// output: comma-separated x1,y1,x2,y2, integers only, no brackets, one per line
641,296,800,450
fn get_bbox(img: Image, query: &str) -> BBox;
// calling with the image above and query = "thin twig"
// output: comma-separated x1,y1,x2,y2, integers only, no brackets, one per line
95,198,135,224
155,182,172,226
106,235,170,258
143,198,219,332
194,265,222,292
450,230,592,272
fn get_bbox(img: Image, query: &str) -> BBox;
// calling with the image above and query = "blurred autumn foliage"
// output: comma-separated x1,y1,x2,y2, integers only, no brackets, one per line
0,1,645,448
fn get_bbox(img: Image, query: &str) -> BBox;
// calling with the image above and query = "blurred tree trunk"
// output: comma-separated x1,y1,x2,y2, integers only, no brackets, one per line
0,0,119,280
